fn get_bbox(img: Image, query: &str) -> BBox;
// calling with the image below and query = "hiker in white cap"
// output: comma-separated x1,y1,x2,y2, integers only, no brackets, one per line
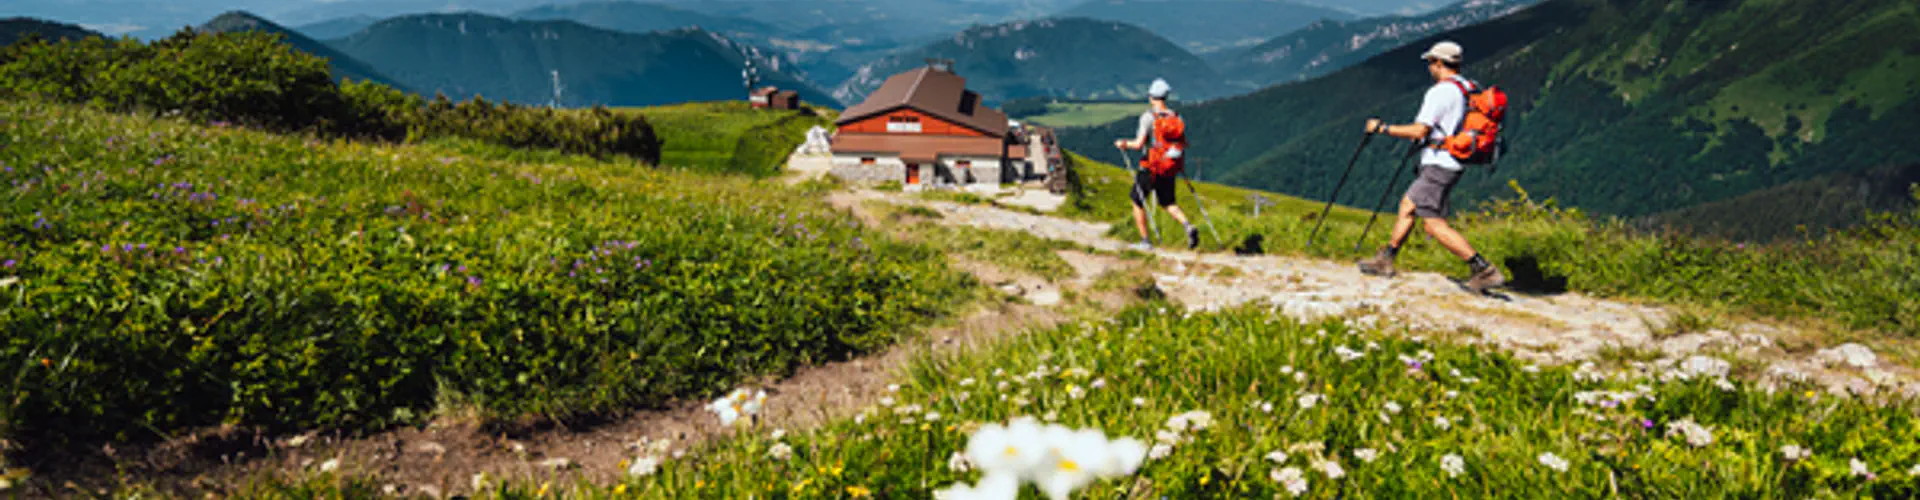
1114,78,1200,250
1357,40,1507,292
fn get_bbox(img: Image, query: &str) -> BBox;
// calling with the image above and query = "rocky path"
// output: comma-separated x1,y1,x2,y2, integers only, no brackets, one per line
840,189,1920,399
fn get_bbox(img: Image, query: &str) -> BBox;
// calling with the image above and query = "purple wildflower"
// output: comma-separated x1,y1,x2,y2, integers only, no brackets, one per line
466,276,482,287
102,244,112,253
3,259,15,268
173,247,186,255
1640,419,1655,430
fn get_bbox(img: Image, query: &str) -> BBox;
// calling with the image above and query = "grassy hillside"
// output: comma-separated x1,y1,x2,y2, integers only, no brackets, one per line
833,18,1231,105
1060,151,1919,338
197,11,407,91
1643,164,1920,242
0,98,968,453
1055,0,1353,55
1214,0,1541,88
1012,101,1144,128
332,13,838,108
0,17,99,47
635,101,836,177
1063,0,1920,229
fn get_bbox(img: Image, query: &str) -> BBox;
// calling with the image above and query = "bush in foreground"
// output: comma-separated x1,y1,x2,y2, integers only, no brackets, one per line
0,100,968,452
0,31,661,163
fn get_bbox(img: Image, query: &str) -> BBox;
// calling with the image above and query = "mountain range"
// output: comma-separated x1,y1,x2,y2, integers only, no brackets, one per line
1054,0,1353,55
197,12,406,90
834,18,1230,105
330,13,838,108
1214,0,1541,87
1059,0,1920,238
1,18,100,47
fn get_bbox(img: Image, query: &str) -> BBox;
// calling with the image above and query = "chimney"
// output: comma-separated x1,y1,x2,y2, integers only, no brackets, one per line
925,58,955,73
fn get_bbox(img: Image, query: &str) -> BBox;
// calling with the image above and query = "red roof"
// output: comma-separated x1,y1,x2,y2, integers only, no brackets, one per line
833,133,1003,163
836,67,1008,138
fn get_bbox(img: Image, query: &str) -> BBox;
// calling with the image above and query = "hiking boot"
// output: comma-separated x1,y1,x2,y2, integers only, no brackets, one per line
1130,240,1153,252
1186,227,1201,250
1465,265,1506,294
1357,247,1397,277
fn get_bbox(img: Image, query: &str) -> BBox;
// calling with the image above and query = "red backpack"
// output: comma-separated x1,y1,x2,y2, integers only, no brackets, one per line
1437,78,1507,165
1143,110,1187,176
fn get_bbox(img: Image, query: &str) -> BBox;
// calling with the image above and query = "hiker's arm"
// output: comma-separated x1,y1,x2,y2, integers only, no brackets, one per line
1115,113,1154,150
1364,118,1431,142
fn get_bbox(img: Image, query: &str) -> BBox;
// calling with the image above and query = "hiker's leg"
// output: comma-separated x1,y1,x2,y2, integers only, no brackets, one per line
1421,217,1477,260
1130,170,1153,241
1165,205,1193,227
1132,204,1151,240
1387,196,1418,250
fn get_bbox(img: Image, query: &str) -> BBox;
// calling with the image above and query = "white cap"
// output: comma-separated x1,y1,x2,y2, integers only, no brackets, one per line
1148,78,1172,99
1421,41,1463,64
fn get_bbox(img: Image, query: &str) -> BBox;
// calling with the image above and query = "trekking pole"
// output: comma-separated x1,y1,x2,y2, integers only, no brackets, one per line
1354,144,1422,252
1119,148,1158,245
1308,124,1377,247
1180,164,1222,246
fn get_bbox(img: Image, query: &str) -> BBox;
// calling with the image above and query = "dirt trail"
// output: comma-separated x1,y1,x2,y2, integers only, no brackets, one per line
840,189,1920,399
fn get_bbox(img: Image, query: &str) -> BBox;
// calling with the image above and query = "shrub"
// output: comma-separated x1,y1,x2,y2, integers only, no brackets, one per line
0,100,967,453
0,32,662,164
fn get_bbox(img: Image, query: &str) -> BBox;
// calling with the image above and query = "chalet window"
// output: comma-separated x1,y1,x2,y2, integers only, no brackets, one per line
861,157,876,165
887,115,923,133
955,160,972,168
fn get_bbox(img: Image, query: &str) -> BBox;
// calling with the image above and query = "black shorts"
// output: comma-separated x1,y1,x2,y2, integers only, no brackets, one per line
1130,170,1177,207
1405,165,1463,218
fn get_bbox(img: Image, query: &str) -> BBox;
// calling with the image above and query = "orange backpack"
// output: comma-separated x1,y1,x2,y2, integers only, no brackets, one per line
1437,79,1507,165
1143,110,1187,176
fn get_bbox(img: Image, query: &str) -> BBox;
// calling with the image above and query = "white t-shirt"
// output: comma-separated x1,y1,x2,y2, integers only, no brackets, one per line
1414,76,1470,171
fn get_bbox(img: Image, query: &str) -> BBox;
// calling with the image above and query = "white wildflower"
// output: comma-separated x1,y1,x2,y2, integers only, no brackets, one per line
948,451,973,473
1265,451,1289,464
926,411,942,422
1537,452,1569,472
1259,401,1275,413
879,396,896,407
1312,457,1346,479
1091,378,1107,389
1433,416,1452,431
965,419,1048,475
1271,466,1309,497
887,384,901,393
996,381,1011,391
767,442,794,461
1353,448,1379,463
960,378,977,387
1297,393,1322,410
1132,397,1148,407
318,458,340,472
1067,384,1087,400
1384,401,1402,414
1665,417,1715,448
1908,463,1920,476
1280,366,1294,375
1852,458,1874,479
1440,454,1465,478
1714,378,1737,392
1523,364,1541,373
627,455,661,477
1148,443,1175,460
1334,345,1365,362
1781,444,1812,462
1445,390,1459,399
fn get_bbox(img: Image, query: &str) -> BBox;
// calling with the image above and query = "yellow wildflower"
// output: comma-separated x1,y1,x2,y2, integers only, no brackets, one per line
613,484,628,495
847,485,873,498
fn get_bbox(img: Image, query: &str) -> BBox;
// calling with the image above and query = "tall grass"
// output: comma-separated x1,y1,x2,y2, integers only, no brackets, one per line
595,306,1920,497
0,99,970,452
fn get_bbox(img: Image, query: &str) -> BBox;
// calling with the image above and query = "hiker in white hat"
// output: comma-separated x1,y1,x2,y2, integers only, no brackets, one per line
1114,78,1199,250
1357,40,1507,293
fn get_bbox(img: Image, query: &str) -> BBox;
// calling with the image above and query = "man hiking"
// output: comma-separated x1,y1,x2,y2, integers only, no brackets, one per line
1114,78,1200,251
1357,41,1506,293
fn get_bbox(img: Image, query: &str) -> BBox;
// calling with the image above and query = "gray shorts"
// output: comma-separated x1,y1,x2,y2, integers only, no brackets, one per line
1405,165,1463,218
